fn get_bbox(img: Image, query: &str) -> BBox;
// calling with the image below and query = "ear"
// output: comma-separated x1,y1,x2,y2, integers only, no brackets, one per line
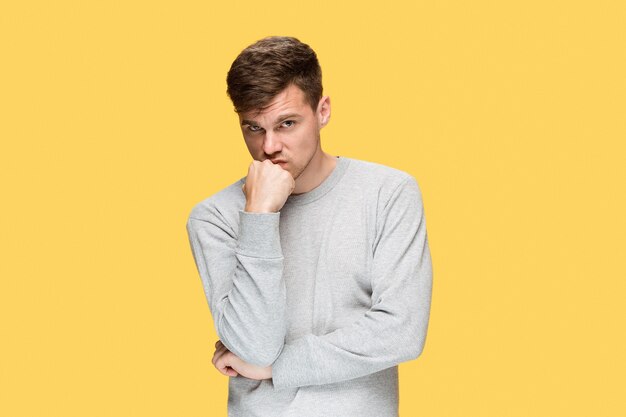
317,96,331,128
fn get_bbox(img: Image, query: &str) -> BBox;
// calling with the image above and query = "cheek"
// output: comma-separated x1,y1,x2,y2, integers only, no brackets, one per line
296,127,317,148
243,136,262,153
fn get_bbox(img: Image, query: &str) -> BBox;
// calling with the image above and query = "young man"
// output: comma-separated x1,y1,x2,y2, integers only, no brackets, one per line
186,36,433,417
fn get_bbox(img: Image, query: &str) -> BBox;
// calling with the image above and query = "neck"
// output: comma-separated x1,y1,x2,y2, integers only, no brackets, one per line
292,148,337,195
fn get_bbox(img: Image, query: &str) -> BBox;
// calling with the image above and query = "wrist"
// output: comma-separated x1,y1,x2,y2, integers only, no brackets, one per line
244,203,276,213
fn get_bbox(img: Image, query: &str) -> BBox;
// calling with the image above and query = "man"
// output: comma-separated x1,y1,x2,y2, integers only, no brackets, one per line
186,36,433,417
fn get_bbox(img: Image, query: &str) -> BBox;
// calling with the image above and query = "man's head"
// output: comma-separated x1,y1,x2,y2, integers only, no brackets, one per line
226,36,323,115
226,36,333,190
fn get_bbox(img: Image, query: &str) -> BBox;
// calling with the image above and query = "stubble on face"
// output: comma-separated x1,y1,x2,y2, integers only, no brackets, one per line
239,84,321,179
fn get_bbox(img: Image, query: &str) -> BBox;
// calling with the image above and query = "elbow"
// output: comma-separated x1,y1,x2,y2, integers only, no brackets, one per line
217,316,286,367
399,336,426,362
408,338,426,361
234,338,285,367
402,320,429,361
251,340,285,367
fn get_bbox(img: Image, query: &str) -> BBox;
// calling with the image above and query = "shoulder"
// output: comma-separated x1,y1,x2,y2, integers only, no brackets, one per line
187,176,246,231
342,156,420,200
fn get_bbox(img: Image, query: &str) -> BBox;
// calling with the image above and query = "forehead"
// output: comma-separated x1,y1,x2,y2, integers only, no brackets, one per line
239,84,312,123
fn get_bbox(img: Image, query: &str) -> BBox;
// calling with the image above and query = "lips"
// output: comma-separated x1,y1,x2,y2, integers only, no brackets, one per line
270,159,287,164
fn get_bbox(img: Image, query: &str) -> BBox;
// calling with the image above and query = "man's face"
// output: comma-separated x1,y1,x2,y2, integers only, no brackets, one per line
238,83,329,181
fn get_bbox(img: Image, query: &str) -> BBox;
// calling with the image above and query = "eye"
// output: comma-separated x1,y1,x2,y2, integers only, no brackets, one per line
281,120,295,128
247,125,263,133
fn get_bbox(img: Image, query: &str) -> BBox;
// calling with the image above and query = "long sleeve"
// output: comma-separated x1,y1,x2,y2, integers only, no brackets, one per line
271,176,433,389
186,209,287,367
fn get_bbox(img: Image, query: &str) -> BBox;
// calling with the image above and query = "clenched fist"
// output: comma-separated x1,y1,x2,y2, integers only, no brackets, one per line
242,159,295,213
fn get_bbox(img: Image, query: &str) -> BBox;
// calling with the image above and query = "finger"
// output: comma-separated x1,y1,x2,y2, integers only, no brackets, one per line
218,366,238,377
215,342,227,356
212,345,228,366
215,352,235,376
213,348,240,377
215,362,230,376
216,363,231,377
212,350,227,367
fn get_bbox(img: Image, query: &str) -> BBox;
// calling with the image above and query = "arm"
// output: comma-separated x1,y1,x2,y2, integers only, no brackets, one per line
270,176,433,389
186,208,287,367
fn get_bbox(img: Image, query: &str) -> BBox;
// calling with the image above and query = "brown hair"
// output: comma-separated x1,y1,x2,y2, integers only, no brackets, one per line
226,36,323,115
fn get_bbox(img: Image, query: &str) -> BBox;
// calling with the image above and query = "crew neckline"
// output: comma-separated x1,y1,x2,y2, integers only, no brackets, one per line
285,155,350,206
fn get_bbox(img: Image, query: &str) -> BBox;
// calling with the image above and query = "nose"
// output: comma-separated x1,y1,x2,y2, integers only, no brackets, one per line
262,130,282,155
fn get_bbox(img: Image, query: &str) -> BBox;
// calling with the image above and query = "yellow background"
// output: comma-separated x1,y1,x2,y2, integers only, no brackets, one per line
1,1,624,416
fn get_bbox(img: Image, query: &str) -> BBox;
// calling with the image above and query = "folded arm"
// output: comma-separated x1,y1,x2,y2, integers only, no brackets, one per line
270,177,433,389
186,209,287,367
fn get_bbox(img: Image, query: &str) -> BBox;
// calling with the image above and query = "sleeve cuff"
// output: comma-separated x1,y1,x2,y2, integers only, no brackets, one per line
236,210,283,258
271,335,321,390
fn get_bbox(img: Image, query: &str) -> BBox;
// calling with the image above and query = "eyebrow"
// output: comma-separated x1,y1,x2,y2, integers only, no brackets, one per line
241,113,301,127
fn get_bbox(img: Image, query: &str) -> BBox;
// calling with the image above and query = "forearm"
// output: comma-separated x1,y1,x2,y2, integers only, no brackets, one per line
270,265,431,389
271,176,433,389
187,210,288,367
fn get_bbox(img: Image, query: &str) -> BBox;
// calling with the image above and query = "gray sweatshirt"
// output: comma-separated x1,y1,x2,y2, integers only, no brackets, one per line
186,156,433,417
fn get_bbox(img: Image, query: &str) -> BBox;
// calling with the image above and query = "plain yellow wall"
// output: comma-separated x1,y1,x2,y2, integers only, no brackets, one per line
1,1,624,416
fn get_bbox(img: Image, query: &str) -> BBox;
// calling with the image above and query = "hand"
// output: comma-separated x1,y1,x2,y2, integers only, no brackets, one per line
241,159,295,213
212,340,273,380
